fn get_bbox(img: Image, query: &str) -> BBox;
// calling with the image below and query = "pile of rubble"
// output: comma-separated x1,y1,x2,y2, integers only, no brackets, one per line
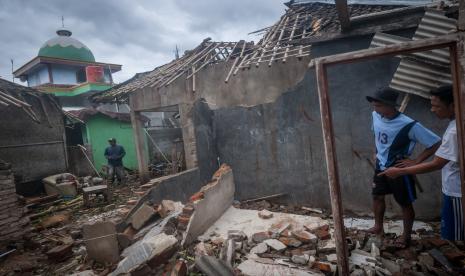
0,161,29,246
0,173,139,275
2,163,465,276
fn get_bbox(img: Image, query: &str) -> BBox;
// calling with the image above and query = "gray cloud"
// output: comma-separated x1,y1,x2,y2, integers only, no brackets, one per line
0,0,284,83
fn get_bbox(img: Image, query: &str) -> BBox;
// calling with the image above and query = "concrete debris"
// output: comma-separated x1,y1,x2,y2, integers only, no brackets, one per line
250,242,268,254
269,221,291,237
264,239,287,251
279,237,302,247
318,238,336,254
343,218,433,236
371,242,380,257
292,253,310,264
349,249,379,267
111,233,178,275
181,165,235,246
292,230,317,243
130,203,156,230
195,241,214,256
69,270,97,276
1,161,459,276
195,255,234,276
157,200,179,218
238,259,323,276
326,253,337,263
83,221,120,264
227,229,247,241
258,209,273,219
252,231,272,243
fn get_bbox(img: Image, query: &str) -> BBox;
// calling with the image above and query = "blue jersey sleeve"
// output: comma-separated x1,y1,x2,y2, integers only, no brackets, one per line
408,123,440,148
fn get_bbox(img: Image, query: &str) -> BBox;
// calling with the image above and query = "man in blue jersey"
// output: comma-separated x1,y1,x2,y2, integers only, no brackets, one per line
381,85,463,241
366,87,441,248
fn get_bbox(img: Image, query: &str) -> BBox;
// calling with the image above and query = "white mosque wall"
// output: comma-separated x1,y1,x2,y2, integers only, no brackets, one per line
27,65,49,87
51,64,79,85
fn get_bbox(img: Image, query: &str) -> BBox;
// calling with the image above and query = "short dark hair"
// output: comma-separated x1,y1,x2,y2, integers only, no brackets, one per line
431,85,454,105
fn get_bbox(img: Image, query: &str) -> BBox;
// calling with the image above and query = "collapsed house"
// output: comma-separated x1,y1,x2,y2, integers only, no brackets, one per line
93,1,457,219
1,1,463,275
0,77,67,195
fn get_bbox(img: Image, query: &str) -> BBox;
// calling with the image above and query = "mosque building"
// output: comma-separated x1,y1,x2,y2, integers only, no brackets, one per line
13,28,121,107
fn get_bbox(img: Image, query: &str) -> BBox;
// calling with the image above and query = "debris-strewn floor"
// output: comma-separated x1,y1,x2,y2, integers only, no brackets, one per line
0,175,141,276
2,171,465,276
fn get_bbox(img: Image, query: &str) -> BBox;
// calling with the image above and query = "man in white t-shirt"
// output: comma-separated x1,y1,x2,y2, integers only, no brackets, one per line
381,85,463,240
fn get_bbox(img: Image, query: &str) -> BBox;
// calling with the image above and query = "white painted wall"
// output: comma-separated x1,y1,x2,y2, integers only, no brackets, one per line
51,64,78,85
27,65,49,87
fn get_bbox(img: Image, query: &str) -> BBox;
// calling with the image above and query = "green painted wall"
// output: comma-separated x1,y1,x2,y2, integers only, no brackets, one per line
84,114,148,171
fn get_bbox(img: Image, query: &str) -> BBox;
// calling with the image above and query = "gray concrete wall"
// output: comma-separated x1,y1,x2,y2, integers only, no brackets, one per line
118,168,203,232
200,34,445,219
128,29,444,219
0,94,67,184
130,57,310,112
193,101,219,183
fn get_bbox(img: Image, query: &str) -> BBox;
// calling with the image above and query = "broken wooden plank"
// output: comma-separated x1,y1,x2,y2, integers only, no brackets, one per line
242,193,286,203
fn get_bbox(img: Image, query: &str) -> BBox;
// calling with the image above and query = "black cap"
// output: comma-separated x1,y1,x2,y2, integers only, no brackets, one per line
366,87,399,107
108,138,116,142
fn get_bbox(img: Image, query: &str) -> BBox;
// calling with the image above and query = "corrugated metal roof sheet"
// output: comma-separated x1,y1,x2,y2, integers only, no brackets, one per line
369,9,456,98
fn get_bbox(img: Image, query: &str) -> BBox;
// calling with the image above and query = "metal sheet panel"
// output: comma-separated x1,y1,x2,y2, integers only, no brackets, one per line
369,10,456,98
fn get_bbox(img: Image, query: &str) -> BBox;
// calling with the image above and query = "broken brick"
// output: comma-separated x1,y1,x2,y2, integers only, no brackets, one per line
46,243,73,262
252,231,271,243
123,225,137,239
269,221,290,236
126,199,138,205
312,261,332,273
170,260,187,276
314,228,331,240
279,237,302,248
177,215,191,230
189,192,204,202
292,230,317,243
182,204,195,216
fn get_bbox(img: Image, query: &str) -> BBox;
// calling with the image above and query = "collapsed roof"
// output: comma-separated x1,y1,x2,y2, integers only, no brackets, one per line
0,78,61,123
92,1,411,104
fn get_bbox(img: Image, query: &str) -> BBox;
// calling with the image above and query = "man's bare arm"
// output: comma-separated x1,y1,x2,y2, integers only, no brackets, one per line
379,155,449,178
396,142,440,168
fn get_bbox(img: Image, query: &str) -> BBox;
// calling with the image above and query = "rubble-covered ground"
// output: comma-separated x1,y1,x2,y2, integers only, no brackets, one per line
1,171,465,276
0,175,141,276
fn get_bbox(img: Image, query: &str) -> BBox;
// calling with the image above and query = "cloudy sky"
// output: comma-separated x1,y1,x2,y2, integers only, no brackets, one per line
0,0,286,84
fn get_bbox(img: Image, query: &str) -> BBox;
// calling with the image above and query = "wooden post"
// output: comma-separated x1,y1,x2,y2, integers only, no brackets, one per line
130,110,150,184
311,35,460,276
315,62,350,276
449,43,465,227
335,0,350,31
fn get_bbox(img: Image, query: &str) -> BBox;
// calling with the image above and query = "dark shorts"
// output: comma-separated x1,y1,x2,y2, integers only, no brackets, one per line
441,193,464,241
372,169,416,207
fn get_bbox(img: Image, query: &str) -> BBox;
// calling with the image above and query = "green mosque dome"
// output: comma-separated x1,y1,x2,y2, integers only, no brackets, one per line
38,29,95,62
